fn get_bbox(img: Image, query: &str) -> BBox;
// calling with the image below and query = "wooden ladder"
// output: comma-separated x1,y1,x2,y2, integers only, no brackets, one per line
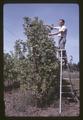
56,48,79,115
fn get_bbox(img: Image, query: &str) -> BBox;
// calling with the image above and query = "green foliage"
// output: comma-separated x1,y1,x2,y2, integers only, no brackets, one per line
23,17,60,106
4,17,60,107
4,52,20,84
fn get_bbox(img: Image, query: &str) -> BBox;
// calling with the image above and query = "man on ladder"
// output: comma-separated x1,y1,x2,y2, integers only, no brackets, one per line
48,19,67,66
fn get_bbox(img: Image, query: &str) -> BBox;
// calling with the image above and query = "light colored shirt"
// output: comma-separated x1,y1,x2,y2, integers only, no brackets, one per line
53,25,67,38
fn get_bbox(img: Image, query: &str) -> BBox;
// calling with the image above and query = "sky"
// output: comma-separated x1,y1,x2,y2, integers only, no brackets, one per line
3,3,79,63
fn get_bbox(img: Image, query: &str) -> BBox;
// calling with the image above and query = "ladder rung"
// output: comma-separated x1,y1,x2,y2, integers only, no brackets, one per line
62,57,67,59
63,78,79,80
62,92,74,93
59,57,67,58
62,90,71,92
62,83,70,86
63,78,70,80
66,97,78,102
62,93,75,97
62,85,71,87
57,49,66,51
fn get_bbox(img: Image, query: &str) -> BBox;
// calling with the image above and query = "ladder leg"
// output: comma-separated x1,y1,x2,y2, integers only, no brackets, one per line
67,63,79,102
59,49,63,114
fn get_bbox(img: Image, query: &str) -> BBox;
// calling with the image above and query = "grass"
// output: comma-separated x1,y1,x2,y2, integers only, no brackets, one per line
4,71,80,116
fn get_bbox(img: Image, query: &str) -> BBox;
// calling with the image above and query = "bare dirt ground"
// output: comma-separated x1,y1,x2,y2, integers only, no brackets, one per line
4,71,80,117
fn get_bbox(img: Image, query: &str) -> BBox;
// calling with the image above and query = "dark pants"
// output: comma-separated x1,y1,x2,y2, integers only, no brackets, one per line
58,37,66,49
58,37,67,65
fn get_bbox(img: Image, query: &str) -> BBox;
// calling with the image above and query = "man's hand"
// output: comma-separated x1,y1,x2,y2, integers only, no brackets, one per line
49,33,52,36
46,25,53,30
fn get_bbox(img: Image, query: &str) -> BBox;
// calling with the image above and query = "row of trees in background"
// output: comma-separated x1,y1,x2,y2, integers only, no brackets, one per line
69,62,79,72
4,17,60,107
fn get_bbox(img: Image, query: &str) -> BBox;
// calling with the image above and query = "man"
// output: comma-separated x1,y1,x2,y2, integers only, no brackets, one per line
48,19,67,49
48,19,67,66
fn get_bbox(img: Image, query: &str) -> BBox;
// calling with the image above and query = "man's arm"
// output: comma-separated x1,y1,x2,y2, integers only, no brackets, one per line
49,31,62,36
53,26,60,30
46,25,60,30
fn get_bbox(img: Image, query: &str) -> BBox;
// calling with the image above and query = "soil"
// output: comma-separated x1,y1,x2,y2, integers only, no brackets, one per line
4,89,80,117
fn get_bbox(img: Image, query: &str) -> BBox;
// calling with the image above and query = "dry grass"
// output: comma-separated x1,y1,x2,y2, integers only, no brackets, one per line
4,71,80,117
